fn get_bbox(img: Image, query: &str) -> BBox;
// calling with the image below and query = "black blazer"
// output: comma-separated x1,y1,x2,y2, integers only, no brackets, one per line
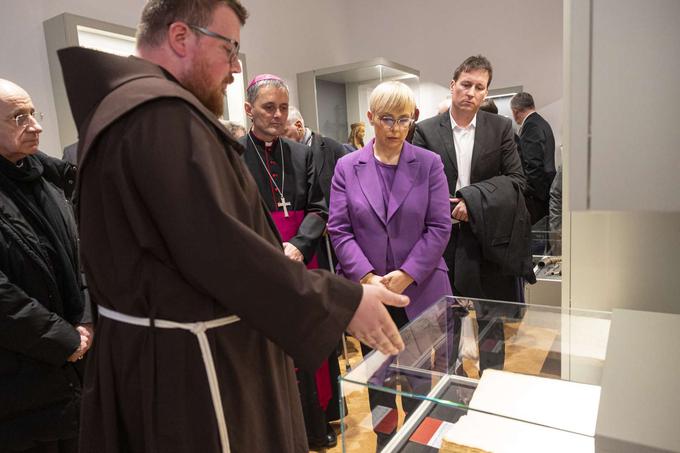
457,176,536,297
309,132,347,273
412,110,526,197
518,112,556,201
309,132,348,203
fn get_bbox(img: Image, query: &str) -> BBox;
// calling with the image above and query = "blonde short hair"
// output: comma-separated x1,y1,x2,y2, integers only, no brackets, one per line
368,81,416,117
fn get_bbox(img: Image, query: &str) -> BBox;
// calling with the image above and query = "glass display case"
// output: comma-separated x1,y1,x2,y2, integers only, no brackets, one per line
530,214,560,259
340,296,611,452
532,249,562,281
528,223,562,306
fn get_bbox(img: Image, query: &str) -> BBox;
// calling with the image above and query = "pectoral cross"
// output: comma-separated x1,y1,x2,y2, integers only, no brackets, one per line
278,196,291,217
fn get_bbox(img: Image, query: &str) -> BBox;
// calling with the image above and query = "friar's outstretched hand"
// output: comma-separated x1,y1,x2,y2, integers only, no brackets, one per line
347,284,409,356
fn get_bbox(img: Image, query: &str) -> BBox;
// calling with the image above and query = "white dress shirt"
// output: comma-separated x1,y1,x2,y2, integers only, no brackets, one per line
449,112,477,192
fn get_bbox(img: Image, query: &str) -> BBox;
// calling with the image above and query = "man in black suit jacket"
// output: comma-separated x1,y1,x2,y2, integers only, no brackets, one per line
412,55,526,302
511,92,556,224
413,56,528,376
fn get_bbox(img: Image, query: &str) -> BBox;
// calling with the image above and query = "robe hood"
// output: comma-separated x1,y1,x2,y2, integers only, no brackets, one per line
57,46,244,219
58,47,163,131
57,47,243,166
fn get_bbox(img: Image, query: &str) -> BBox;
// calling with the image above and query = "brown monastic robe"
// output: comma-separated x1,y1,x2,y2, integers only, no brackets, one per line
58,47,361,453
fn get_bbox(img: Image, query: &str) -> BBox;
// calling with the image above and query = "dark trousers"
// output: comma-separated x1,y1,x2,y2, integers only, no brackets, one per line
445,224,508,374
526,194,549,226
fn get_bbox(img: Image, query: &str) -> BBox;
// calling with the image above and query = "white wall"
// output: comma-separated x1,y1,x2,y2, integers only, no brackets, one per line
569,212,680,314
0,0,145,156
316,79,347,142
588,0,680,212
0,0,563,156
339,1,563,125
563,0,680,315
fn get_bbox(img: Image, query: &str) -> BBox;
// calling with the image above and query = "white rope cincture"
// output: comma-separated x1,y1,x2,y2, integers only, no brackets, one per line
98,305,240,453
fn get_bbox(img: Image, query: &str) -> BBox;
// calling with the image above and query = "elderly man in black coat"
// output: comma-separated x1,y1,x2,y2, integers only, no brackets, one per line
0,79,92,452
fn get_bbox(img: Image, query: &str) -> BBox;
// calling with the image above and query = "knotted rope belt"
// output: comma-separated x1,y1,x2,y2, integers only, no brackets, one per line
98,305,240,453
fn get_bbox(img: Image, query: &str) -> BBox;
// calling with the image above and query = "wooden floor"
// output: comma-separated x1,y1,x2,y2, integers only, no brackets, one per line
311,336,370,453
311,320,560,452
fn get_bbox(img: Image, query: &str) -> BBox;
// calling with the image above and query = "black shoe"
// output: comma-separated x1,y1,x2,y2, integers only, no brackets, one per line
308,425,337,450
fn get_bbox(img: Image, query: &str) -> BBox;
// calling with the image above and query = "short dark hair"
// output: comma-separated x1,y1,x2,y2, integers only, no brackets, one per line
452,55,493,88
137,0,248,48
510,92,535,111
480,98,498,114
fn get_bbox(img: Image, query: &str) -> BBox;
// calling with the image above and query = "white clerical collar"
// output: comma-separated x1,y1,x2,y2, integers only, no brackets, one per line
249,130,277,148
449,110,477,131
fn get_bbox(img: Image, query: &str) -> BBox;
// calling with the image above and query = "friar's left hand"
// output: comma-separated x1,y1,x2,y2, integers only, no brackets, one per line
381,270,414,294
282,242,304,262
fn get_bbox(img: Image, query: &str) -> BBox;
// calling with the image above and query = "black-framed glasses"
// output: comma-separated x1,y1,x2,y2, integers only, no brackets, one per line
379,115,413,129
10,111,44,129
187,24,240,63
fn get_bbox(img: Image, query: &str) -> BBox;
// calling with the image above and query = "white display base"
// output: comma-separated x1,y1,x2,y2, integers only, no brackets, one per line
441,369,601,453
468,369,601,436
441,411,594,453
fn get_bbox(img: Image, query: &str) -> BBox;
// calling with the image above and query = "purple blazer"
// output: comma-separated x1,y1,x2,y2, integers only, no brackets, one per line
328,139,452,320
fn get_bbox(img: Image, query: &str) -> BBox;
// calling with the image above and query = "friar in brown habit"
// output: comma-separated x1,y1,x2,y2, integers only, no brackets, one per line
57,1,408,452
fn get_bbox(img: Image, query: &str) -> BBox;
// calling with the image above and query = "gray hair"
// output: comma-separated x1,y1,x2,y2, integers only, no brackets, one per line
246,79,289,105
287,106,304,126
220,119,246,137
510,92,535,111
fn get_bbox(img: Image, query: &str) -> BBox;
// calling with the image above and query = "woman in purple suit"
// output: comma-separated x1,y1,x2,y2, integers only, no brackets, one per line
328,80,452,445
329,81,451,326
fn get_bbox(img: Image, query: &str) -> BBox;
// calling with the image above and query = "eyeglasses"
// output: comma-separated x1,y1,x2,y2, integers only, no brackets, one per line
10,111,44,129
187,24,240,63
379,116,413,129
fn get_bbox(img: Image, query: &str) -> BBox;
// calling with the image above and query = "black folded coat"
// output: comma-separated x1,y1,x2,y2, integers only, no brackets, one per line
455,175,536,300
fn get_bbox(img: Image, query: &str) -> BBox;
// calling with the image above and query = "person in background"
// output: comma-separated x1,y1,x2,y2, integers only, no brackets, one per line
343,121,365,152
549,165,562,255
479,97,498,114
219,119,246,139
437,97,452,115
510,91,556,225
404,106,420,144
62,142,78,165
0,78,92,453
285,106,346,205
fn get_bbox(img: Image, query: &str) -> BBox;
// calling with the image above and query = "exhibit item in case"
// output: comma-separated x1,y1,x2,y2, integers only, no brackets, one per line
339,296,613,453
